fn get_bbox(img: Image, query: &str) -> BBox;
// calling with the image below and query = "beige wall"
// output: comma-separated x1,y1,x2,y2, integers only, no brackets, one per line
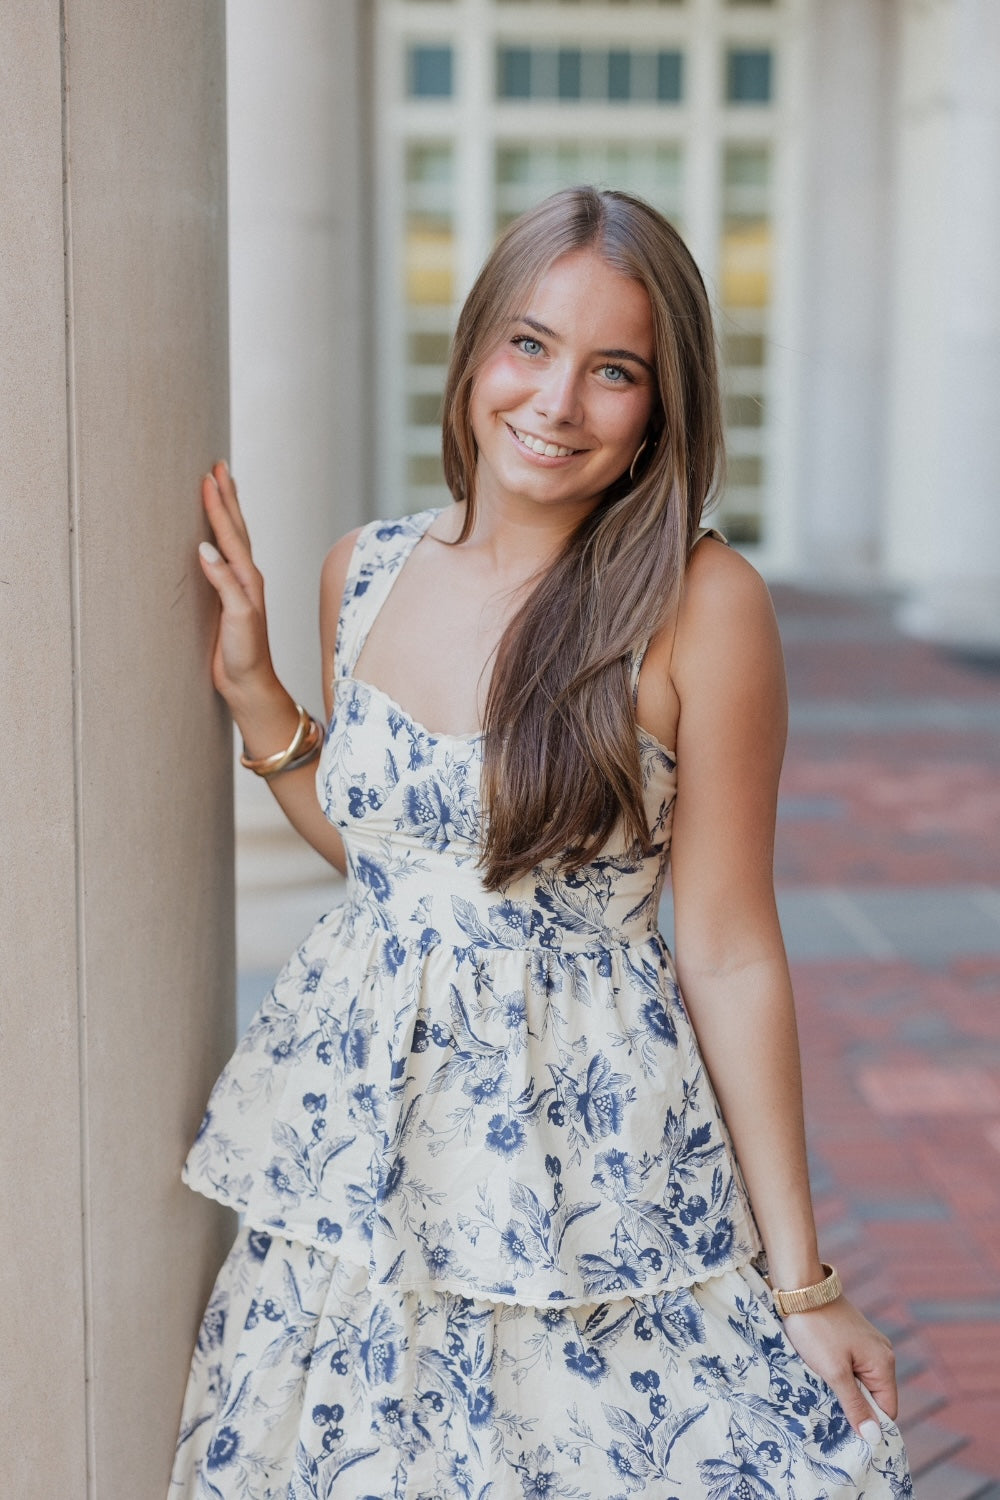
0,3,234,1494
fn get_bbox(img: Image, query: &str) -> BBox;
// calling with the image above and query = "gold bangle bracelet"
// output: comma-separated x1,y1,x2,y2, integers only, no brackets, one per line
276,718,325,775
240,703,310,777
770,1263,843,1317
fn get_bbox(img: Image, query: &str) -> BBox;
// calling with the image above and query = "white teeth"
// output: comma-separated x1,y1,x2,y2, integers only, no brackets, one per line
514,428,575,458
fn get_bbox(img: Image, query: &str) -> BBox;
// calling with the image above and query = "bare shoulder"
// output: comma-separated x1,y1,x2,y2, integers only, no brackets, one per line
673,535,783,685
683,534,777,632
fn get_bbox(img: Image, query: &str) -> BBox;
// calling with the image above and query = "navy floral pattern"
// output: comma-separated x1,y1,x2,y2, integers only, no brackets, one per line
172,511,909,1496
171,1229,908,1499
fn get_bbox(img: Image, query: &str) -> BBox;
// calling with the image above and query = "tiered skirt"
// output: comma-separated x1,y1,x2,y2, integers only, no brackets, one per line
170,1226,910,1499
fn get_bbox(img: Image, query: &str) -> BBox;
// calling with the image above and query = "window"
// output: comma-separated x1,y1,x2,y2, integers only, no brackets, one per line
378,0,794,559
496,46,684,102
496,142,684,232
719,143,772,544
407,44,453,97
726,48,773,104
402,143,456,500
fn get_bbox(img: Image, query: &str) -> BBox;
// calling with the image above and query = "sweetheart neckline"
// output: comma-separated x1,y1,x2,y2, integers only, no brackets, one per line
334,675,678,766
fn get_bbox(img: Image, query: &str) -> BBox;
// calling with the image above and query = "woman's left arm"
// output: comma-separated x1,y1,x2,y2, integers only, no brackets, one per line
668,542,896,1435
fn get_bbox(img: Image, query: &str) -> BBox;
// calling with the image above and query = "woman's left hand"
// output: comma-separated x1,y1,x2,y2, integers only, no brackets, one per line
781,1296,897,1441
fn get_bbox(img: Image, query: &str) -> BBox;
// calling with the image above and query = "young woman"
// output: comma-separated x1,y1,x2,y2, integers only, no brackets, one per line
172,188,911,1498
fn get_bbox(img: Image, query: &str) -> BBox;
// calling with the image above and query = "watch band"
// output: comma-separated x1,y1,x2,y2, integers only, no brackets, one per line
771,1262,843,1317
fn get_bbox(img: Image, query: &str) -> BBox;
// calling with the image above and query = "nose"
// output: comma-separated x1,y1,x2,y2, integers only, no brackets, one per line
533,360,583,427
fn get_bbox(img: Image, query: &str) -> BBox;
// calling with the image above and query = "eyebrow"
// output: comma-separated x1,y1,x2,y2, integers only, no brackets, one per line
517,315,656,378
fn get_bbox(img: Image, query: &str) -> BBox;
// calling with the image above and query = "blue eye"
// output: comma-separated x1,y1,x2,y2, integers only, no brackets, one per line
513,335,543,356
601,363,632,384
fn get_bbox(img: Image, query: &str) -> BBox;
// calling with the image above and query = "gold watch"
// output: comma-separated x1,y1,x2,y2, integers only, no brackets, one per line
770,1263,843,1317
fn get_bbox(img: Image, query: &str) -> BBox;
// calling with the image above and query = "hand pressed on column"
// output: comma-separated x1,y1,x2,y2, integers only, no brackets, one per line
197,461,347,872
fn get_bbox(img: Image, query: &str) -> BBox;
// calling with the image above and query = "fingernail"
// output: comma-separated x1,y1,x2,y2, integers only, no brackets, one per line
199,541,221,564
860,1419,883,1448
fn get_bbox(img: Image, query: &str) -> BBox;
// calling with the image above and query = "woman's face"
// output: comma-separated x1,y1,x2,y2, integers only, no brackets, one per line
468,248,657,519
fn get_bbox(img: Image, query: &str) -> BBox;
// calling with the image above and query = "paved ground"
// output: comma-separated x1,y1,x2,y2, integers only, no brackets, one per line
767,583,1000,1497
237,580,1000,1494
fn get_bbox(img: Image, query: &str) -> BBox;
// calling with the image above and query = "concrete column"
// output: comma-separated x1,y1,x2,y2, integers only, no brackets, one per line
886,0,1000,650
227,0,369,919
0,4,233,1495
796,0,894,579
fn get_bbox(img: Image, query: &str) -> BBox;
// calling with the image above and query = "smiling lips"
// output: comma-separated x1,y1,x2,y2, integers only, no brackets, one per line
510,425,580,459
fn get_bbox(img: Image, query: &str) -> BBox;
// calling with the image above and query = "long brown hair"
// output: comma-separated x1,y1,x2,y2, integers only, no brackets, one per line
441,188,724,887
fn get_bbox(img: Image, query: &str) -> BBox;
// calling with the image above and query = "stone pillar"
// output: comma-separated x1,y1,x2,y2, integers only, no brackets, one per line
227,0,368,922
886,0,1000,650
0,4,233,1495
796,0,894,579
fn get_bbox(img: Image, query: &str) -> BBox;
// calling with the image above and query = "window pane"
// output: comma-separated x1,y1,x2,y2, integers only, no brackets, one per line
607,50,631,100
408,44,454,98
726,48,773,104
405,222,453,305
408,392,445,426
408,454,446,487
723,331,765,367
722,512,762,545
558,48,582,99
498,46,532,97
657,51,683,101
725,394,765,427
409,331,452,365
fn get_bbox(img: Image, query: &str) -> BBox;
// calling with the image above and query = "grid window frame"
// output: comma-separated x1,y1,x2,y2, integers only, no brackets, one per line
376,0,803,567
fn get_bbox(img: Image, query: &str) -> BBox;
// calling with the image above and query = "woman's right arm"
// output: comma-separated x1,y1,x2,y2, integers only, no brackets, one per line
197,461,357,874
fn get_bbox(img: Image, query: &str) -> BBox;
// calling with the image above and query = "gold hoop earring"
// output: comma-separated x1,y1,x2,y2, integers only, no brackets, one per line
629,439,649,485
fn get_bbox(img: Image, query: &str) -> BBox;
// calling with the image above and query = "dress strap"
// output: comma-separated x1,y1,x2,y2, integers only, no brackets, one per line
334,508,441,679
628,524,728,704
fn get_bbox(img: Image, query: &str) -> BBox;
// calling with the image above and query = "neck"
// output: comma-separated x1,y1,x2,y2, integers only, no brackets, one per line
454,488,598,581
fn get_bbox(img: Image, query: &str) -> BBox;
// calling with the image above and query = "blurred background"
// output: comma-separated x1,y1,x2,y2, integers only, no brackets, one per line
227,5,999,1487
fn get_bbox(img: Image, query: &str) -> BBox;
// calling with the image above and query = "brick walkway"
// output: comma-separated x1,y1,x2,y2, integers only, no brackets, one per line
772,584,1000,1498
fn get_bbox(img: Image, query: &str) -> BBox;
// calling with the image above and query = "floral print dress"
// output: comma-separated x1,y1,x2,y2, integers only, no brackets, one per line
170,510,911,1499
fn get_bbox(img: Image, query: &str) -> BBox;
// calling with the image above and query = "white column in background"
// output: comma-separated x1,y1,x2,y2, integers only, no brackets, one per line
886,0,1000,650
796,0,893,580
227,0,367,917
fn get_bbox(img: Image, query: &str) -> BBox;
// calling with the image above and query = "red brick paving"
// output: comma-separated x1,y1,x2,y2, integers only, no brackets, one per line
776,754,1000,885
772,584,1000,1488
